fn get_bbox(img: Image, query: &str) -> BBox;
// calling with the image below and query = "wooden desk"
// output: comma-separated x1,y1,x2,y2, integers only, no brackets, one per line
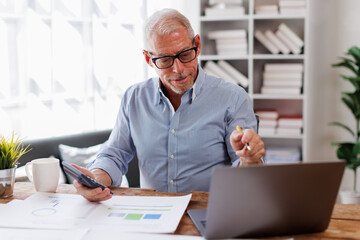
1,182,360,239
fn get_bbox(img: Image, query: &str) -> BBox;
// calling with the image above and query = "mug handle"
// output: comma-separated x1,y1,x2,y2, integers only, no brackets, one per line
25,162,33,182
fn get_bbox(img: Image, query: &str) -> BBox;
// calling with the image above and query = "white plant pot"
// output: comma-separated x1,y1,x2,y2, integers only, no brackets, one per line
339,190,360,204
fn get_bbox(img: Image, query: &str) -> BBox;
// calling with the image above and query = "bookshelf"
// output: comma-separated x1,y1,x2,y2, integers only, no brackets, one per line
198,0,308,162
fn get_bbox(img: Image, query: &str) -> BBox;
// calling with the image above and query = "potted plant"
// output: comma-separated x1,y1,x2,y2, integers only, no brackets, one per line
0,133,30,198
331,46,360,204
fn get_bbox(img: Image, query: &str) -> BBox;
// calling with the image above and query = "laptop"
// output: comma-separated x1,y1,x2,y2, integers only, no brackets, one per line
188,161,345,239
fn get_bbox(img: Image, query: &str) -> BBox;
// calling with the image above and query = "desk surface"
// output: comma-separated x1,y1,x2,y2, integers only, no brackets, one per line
1,182,360,239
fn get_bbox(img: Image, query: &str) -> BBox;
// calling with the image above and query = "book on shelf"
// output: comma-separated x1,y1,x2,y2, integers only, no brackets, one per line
217,60,249,88
204,61,242,86
264,63,304,72
263,72,303,80
208,0,243,5
276,127,302,135
259,127,276,136
208,29,246,39
261,86,301,94
255,110,279,119
263,79,302,87
259,119,277,128
217,49,248,56
279,0,306,15
264,30,290,54
216,43,247,55
278,116,303,128
254,5,279,15
278,23,304,49
275,30,301,54
280,8,305,15
254,30,280,54
205,6,245,16
216,38,247,45
215,42,247,51
279,0,306,8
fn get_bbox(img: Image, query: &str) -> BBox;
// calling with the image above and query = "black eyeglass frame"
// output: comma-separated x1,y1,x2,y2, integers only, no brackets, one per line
150,46,198,69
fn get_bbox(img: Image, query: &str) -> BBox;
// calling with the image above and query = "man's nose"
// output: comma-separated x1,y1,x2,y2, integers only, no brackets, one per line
172,58,184,73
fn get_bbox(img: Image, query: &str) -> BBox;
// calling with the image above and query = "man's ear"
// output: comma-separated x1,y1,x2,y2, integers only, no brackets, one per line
143,50,153,68
194,34,201,57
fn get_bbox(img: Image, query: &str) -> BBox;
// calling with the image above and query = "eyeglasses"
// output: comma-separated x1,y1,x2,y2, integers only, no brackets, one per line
150,46,198,69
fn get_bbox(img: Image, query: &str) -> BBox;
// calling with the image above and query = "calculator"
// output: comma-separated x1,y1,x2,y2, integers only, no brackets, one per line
62,161,113,194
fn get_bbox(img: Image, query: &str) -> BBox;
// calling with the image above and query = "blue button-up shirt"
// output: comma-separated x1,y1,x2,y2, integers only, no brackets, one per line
88,66,257,193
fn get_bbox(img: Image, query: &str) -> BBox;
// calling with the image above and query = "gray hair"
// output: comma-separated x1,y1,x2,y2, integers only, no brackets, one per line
144,8,195,50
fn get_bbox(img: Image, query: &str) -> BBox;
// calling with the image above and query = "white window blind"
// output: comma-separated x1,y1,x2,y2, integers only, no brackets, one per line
0,0,146,139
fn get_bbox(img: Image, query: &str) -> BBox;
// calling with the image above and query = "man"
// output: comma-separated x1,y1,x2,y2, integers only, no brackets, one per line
74,8,265,201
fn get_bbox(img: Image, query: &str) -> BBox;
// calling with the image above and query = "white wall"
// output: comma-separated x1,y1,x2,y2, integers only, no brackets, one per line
307,0,360,191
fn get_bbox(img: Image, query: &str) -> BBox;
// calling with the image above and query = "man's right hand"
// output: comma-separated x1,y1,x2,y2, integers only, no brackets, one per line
72,165,113,202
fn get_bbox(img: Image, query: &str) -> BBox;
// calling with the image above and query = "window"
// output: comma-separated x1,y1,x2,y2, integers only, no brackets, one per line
0,0,146,139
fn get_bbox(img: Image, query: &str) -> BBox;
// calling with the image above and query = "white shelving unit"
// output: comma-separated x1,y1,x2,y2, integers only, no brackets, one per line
198,0,309,161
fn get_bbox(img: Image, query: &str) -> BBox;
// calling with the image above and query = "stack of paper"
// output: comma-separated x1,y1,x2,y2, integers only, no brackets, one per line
208,29,247,56
264,146,301,164
204,0,245,17
255,23,303,55
279,0,306,15
0,192,192,236
204,60,249,88
261,63,303,95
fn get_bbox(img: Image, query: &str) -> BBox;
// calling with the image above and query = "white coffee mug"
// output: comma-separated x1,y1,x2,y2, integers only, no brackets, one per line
25,158,60,192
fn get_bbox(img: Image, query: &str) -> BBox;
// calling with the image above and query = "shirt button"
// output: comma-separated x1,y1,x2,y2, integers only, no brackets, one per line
170,180,174,184
170,154,174,159
171,129,175,134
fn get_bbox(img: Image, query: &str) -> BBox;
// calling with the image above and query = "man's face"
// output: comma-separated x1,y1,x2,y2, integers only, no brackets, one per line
144,28,201,96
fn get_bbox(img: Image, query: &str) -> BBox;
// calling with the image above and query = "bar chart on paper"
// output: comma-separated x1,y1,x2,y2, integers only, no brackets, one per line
92,194,192,233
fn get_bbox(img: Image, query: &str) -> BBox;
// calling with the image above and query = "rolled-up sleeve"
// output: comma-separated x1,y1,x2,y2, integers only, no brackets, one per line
87,88,136,186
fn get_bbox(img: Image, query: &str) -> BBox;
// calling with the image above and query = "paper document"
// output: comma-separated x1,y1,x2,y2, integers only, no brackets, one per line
0,192,191,233
0,193,98,229
89,194,192,233
0,228,89,240
86,230,205,240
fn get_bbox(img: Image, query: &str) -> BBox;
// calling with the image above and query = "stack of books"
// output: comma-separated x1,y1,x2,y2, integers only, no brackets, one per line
261,63,303,95
208,29,247,56
204,0,245,17
264,146,301,164
279,0,306,15
255,110,279,135
277,116,303,135
254,23,304,55
254,4,278,15
203,60,249,88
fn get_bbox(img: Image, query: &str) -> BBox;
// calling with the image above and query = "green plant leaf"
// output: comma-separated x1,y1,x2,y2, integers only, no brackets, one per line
336,142,355,160
335,142,360,171
343,91,360,119
342,75,360,89
329,122,355,137
0,133,31,169
341,96,356,115
333,58,358,75
347,46,360,65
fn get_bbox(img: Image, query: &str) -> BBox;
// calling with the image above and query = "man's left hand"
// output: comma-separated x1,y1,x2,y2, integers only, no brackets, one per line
230,128,265,166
